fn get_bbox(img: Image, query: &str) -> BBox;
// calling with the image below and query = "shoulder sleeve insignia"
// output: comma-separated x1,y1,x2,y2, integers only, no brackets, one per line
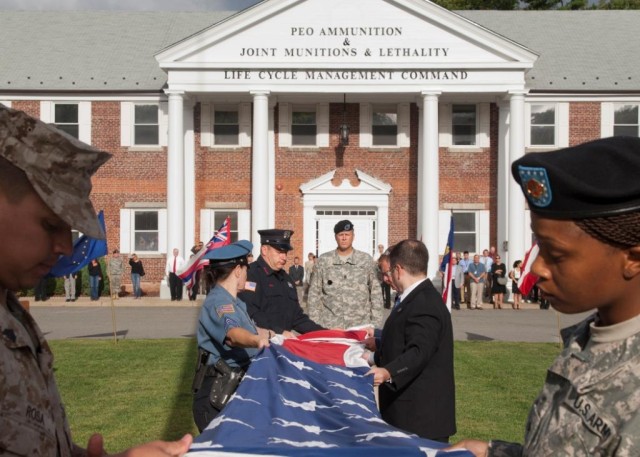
244,281,256,292
223,316,241,333
216,303,236,318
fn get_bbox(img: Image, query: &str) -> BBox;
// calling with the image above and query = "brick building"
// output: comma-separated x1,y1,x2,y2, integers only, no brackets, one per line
1,1,638,294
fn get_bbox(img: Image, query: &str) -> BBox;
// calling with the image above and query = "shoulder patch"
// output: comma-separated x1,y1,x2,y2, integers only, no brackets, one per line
244,281,256,292
223,316,241,333
216,303,236,318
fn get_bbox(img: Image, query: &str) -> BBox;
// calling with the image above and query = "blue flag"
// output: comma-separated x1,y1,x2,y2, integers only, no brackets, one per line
190,344,472,457
47,211,108,278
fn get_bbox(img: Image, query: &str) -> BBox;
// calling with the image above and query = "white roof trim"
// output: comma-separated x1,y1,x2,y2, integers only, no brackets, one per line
300,169,392,195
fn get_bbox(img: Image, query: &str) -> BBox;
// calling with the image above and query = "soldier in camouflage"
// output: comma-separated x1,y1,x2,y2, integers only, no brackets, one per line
450,137,640,456
0,105,191,456
307,220,384,329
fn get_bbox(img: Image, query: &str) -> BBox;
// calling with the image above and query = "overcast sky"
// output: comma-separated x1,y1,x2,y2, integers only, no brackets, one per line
0,0,261,10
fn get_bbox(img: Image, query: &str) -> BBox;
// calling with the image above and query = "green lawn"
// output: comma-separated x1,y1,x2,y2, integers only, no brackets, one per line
50,339,560,452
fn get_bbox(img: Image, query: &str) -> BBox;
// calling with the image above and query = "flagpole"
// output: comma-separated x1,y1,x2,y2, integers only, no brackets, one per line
107,257,118,344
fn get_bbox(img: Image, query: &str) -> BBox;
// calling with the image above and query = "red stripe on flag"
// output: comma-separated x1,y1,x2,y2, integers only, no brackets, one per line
518,243,539,296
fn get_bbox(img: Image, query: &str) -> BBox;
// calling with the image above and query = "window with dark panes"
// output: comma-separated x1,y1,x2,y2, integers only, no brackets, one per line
214,110,239,145
292,111,316,146
531,104,555,145
372,110,397,146
134,211,159,251
54,104,79,139
134,104,159,145
452,104,476,146
614,105,639,137
453,212,476,253
214,211,239,243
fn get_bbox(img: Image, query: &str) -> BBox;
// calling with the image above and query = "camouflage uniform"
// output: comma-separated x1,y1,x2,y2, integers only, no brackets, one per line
490,314,640,456
108,256,124,296
307,249,384,329
0,288,80,456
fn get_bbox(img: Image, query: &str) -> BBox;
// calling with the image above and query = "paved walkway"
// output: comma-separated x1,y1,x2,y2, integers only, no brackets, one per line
29,295,590,343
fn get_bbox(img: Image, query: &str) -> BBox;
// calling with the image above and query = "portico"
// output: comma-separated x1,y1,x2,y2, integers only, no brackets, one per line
156,0,537,277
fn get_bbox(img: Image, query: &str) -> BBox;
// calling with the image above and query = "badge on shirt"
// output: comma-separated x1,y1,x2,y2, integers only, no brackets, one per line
244,281,256,292
216,303,236,318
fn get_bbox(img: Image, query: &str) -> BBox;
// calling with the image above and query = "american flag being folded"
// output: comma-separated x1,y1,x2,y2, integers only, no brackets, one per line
188,330,472,457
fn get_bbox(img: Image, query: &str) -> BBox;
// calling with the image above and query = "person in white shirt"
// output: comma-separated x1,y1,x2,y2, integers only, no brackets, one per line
165,248,185,301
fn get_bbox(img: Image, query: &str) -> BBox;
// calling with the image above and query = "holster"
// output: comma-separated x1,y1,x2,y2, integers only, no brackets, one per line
209,358,245,410
192,348,210,393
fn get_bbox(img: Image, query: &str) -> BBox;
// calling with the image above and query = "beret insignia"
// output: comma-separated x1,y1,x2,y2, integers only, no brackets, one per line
518,166,552,208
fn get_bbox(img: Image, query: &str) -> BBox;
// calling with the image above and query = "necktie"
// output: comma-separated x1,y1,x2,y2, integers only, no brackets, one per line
173,256,177,273
394,295,401,308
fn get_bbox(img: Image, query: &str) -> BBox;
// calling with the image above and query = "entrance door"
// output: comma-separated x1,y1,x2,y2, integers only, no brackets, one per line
315,209,377,257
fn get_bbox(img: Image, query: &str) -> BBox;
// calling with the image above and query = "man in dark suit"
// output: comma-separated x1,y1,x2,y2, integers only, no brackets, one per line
289,257,304,300
366,239,456,442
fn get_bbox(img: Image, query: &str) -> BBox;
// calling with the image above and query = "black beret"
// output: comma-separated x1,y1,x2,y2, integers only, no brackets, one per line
334,220,354,234
258,229,293,251
512,136,640,219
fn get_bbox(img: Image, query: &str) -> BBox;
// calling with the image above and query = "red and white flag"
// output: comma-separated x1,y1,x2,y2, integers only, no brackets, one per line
277,329,370,368
518,242,539,296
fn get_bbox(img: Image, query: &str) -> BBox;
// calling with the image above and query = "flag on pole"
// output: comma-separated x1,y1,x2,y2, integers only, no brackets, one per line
188,336,473,457
518,242,539,296
178,217,231,289
47,210,108,277
439,216,455,311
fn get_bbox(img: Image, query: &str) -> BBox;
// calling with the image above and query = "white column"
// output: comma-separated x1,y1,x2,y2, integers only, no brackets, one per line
507,91,527,267
267,99,277,228
166,90,185,257
183,99,196,251
497,101,510,261
251,90,270,254
418,91,441,279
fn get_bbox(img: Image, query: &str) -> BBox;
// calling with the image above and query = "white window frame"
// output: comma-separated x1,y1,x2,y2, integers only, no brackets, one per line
360,103,410,148
120,101,168,148
200,102,252,147
0,101,11,108
40,101,91,144
200,209,251,244
371,104,398,147
438,209,489,256
439,103,490,149
278,102,329,148
120,207,167,254
612,103,639,137
525,102,569,148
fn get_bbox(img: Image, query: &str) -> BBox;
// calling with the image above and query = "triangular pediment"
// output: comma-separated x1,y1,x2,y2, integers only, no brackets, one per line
300,169,392,195
156,0,538,71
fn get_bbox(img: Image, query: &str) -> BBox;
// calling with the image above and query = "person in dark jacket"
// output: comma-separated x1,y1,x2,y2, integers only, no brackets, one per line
238,229,324,334
366,239,456,442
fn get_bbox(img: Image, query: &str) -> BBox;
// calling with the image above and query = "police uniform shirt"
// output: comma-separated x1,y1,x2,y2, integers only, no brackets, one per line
197,284,260,369
0,287,76,456
238,256,323,335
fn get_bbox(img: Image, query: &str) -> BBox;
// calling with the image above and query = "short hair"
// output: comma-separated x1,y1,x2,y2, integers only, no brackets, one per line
112,249,119,254
389,240,428,276
0,156,33,203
